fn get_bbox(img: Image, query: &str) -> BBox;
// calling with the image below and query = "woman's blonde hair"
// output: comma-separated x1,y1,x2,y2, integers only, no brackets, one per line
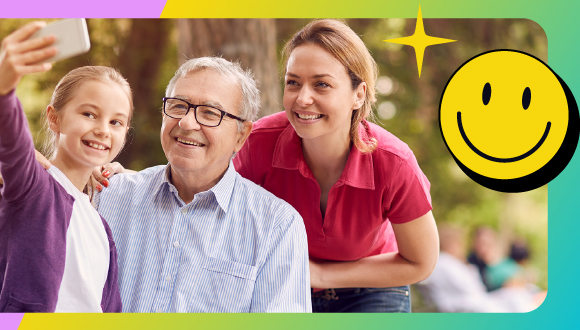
43,66,133,197
282,19,378,153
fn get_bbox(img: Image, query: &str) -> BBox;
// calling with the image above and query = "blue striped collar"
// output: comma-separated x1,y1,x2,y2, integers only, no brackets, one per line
153,161,237,213
208,160,237,213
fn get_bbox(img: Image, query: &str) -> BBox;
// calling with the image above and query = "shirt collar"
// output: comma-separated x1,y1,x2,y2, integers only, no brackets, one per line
272,122,375,190
152,164,174,201
208,160,237,213
153,161,237,213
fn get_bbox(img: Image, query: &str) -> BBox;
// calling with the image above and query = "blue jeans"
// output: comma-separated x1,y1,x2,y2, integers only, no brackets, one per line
311,285,411,313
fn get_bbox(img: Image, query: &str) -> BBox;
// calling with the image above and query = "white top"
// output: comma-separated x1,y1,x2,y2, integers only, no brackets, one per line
421,252,535,312
48,166,110,313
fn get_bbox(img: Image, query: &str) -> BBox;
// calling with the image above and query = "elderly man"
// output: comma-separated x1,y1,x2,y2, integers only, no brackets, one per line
93,57,311,312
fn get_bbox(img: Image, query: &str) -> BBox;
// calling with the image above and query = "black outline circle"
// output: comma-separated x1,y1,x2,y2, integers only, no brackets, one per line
439,49,580,193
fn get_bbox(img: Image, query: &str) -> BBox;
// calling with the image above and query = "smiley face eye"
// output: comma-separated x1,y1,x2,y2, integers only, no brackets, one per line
522,87,531,110
482,82,491,105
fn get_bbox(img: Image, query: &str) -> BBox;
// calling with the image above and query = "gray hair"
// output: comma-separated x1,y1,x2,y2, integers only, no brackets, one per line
165,57,260,131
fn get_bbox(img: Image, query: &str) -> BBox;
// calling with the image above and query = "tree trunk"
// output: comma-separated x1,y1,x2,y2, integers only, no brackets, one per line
114,19,173,169
177,19,281,118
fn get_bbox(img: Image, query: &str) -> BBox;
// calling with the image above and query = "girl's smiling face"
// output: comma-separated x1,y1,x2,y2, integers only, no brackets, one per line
49,80,131,170
283,43,366,143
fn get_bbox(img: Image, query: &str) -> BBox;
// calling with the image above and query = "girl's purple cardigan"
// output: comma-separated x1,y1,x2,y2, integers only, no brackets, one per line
0,90,121,313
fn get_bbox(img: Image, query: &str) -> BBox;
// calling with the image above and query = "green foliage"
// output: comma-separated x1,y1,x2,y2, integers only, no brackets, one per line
352,18,548,290
0,18,547,292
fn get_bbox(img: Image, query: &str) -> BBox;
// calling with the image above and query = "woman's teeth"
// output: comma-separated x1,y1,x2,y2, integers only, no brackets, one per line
177,137,203,146
297,113,323,120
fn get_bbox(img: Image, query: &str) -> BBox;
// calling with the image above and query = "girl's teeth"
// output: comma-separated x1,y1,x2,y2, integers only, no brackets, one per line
88,142,106,150
297,113,322,120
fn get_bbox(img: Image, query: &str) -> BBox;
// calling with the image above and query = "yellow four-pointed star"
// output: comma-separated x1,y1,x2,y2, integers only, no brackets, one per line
385,6,456,77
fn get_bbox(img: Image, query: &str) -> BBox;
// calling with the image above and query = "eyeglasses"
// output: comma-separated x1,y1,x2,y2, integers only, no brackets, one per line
162,97,246,127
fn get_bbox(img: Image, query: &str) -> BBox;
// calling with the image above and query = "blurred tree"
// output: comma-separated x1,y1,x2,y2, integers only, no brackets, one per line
358,18,548,290
177,19,281,117
114,19,173,170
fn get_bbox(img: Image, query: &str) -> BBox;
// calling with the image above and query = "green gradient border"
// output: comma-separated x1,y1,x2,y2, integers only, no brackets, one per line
17,0,580,328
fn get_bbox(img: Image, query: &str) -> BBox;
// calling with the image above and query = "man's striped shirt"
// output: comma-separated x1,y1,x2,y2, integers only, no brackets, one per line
95,162,311,312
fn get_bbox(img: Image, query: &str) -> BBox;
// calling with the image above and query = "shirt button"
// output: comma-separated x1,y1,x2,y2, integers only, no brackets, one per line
181,208,187,215
156,308,163,313
173,241,180,248
165,275,171,282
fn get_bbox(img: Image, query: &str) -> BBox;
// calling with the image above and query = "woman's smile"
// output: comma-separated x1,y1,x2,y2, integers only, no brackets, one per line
284,43,361,142
294,110,325,124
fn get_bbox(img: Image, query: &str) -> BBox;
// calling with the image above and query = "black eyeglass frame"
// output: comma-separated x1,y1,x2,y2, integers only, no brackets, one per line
162,97,246,127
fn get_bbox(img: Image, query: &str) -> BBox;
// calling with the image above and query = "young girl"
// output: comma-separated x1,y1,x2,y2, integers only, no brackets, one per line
0,22,132,312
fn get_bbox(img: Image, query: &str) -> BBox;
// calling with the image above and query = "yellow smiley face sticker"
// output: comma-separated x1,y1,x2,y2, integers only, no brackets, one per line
440,50,579,192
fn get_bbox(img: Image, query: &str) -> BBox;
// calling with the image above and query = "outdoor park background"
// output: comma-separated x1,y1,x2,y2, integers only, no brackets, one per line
0,18,548,311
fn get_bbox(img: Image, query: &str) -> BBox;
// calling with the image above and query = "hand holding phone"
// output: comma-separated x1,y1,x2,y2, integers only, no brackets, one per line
0,21,56,95
30,18,91,63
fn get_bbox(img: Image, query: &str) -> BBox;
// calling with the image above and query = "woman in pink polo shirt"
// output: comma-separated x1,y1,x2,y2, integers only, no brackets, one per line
233,19,439,312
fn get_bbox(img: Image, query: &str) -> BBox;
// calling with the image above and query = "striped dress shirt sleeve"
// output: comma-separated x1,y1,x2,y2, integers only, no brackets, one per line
250,207,311,312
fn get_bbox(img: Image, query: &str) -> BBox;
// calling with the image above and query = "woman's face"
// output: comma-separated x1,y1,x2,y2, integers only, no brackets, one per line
283,43,365,143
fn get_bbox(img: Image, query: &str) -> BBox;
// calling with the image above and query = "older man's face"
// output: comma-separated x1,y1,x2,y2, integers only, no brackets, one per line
161,69,249,179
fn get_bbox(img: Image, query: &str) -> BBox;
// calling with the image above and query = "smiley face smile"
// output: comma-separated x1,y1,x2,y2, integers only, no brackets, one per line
457,111,551,163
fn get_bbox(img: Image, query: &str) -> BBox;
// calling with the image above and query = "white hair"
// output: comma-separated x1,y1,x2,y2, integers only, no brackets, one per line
166,57,260,131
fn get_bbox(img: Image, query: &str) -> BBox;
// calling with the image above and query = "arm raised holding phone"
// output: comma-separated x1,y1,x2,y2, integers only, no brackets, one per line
0,22,56,199
0,19,91,195
0,20,128,313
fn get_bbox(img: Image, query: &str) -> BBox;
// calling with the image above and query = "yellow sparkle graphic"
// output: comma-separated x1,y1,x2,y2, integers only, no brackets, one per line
385,6,456,77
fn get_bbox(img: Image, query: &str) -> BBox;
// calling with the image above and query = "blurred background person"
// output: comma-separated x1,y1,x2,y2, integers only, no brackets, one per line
421,225,543,313
467,226,496,291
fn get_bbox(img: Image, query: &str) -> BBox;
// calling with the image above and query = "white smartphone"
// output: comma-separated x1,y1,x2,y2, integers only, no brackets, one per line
30,18,91,63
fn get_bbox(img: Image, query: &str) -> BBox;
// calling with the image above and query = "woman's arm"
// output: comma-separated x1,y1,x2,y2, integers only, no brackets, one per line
309,211,439,288
92,162,136,189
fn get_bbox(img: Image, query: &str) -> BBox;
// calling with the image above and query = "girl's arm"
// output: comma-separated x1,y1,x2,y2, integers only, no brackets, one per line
0,22,56,201
309,211,439,288
0,150,51,188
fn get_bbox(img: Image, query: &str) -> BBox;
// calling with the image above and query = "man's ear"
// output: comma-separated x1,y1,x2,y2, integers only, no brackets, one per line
353,81,367,110
46,105,60,133
234,121,253,153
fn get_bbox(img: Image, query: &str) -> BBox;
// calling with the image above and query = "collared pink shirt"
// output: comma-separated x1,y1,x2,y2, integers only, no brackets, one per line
234,112,432,262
